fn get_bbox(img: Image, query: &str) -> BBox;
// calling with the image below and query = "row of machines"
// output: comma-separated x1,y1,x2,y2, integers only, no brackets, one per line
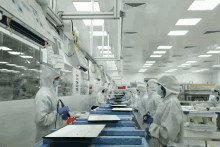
33,94,149,147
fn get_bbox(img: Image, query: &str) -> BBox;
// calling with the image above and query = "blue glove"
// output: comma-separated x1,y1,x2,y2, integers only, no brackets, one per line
106,101,110,104
62,114,69,120
145,125,151,140
143,113,154,123
58,106,70,115
134,108,138,112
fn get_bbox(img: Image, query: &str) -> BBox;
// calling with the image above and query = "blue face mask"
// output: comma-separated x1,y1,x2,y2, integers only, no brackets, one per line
213,92,219,101
53,81,59,88
157,86,164,97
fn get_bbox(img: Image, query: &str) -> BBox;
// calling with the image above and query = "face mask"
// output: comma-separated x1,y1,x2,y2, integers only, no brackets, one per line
213,92,219,101
157,86,164,97
53,81,59,88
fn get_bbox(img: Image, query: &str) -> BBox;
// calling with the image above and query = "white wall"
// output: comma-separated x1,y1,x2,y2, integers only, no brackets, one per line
122,72,215,86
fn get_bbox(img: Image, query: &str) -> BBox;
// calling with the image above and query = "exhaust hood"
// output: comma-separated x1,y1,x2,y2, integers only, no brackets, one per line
64,41,88,72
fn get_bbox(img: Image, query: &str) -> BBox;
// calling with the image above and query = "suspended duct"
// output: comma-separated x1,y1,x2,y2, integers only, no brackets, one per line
124,2,146,10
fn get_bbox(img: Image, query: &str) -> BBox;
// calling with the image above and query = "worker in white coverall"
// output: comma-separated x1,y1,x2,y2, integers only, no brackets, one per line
146,75,184,147
95,88,105,106
145,79,162,121
129,88,139,108
136,82,149,130
34,64,70,143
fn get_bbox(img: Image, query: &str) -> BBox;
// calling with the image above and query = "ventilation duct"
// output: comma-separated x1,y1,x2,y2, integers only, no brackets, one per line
123,32,138,35
124,2,146,10
124,46,134,48
164,61,173,63
204,31,220,35
191,65,200,67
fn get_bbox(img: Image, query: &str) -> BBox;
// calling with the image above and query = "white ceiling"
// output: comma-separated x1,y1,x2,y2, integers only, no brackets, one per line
66,0,220,82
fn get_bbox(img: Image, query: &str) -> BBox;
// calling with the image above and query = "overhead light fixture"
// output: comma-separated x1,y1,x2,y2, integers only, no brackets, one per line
6,64,17,66
97,46,111,49
0,61,8,64
100,51,112,54
20,56,33,58
0,46,12,51
15,66,26,69
201,68,209,70
207,51,220,54
8,52,24,55
103,55,114,57
157,46,172,49
192,71,200,73
182,64,190,65
186,61,197,63
212,64,220,67
83,19,104,26
89,31,107,36
73,2,100,11
217,46,220,49
153,51,166,54
138,69,147,72
146,61,156,63
175,18,202,25
168,31,188,36
177,66,186,67
0,69,8,71
144,64,153,65
188,0,220,11
150,55,162,57
143,66,150,67
198,55,212,57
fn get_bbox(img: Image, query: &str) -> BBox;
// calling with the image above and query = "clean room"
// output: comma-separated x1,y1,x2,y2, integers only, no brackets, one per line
0,0,220,147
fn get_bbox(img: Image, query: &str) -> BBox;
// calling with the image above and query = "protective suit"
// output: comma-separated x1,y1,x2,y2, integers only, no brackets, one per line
148,75,184,147
130,88,138,108
95,88,105,106
137,82,148,116
34,64,63,143
145,79,162,119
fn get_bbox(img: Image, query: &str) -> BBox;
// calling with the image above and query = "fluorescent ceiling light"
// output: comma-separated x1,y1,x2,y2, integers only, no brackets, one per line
97,46,111,49
207,51,220,53
138,69,147,72
170,69,177,71
177,66,186,67
0,69,8,71
0,46,12,51
193,71,200,72
186,61,197,63
29,69,37,71
188,0,220,11
153,51,166,54
20,56,33,58
175,18,202,25
7,64,17,66
100,51,112,54
217,46,220,49
0,61,8,64
182,64,190,65
8,52,24,55
198,55,212,57
89,31,107,36
15,66,26,69
146,61,156,63
168,31,188,36
144,64,153,65
150,55,162,57
212,65,220,67
73,2,100,11
103,55,114,57
143,66,150,68
157,46,172,49
165,71,173,72
83,19,104,26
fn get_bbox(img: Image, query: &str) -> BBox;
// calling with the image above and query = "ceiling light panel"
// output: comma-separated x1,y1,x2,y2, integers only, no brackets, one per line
143,66,150,67
157,46,172,49
146,61,156,63
168,31,188,36
153,51,166,54
175,18,202,25
73,2,100,11
150,55,162,57
182,64,190,65
188,0,220,11
0,46,12,50
8,52,24,55
89,31,107,36
100,51,112,54
186,61,197,63
20,56,33,58
198,55,212,57
139,69,147,72
97,46,111,49
83,19,104,26
177,66,186,67
207,51,220,53
144,64,153,66
212,65,220,67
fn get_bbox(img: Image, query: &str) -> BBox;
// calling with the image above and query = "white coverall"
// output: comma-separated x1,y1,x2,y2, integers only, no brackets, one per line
34,64,63,143
148,75,184,147
95,89,105,106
